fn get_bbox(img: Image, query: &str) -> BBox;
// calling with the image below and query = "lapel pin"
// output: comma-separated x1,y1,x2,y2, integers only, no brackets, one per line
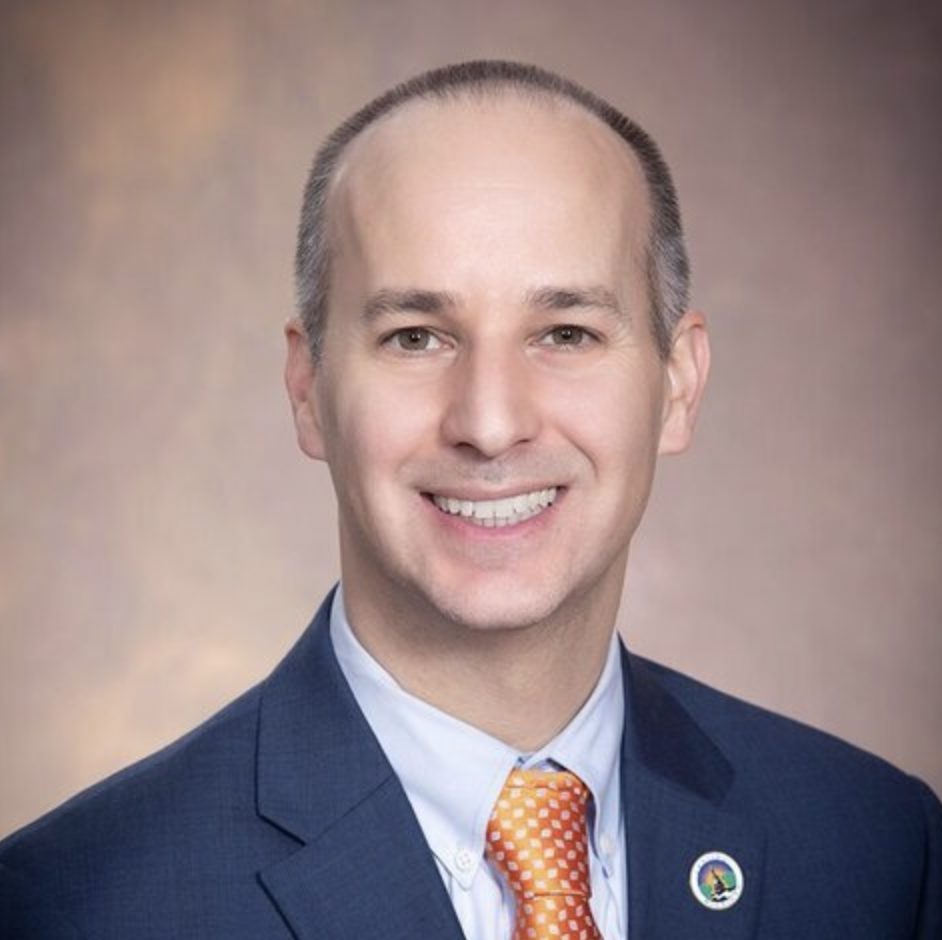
689,851,744,910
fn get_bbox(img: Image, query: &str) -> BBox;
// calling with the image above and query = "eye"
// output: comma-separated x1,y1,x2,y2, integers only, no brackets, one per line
540,325,594,347
387,327,443,352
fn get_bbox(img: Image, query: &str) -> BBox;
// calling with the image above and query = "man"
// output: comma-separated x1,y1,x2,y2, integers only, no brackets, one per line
0,60,938,939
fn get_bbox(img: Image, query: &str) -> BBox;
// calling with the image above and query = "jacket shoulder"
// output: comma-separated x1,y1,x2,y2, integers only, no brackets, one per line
0,684,292,934
631,653,932,801
1,684,262,853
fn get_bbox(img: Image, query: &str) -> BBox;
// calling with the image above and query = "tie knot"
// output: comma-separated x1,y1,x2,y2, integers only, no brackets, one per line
485,768,593,902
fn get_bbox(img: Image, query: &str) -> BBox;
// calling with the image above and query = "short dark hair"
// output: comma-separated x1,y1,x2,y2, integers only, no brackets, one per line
295,60,689,360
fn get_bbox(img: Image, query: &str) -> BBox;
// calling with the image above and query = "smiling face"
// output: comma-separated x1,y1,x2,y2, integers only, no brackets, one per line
286,94,707,638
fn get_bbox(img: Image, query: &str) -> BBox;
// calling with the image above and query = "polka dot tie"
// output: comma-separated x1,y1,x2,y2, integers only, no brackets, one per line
486,768,602,940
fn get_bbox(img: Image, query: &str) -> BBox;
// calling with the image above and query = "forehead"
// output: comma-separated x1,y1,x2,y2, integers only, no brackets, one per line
328,93,652,287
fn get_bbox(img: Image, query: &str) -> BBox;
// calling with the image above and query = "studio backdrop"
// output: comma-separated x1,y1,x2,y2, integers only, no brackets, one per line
1,0,940,835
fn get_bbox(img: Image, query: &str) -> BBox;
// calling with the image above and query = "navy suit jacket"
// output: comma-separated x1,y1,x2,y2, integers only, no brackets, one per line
2,591,940,938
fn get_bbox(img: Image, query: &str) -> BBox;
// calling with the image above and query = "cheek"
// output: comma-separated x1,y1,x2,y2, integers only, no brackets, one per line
322,373,441,484
555,369,664,468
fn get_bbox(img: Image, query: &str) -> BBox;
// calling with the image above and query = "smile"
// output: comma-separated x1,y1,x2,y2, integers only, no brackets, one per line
429,487,559,527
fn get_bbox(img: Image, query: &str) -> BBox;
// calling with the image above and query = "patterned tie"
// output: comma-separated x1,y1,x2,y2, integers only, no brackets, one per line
486,768,602,940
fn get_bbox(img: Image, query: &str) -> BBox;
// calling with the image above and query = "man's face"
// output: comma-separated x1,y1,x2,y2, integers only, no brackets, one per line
287,96,706,633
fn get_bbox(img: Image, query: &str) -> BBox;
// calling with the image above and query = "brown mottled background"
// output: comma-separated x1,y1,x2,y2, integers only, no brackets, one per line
1,0,940,835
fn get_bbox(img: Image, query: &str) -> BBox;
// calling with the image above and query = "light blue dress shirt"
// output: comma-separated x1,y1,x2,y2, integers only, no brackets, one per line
330,585,627,940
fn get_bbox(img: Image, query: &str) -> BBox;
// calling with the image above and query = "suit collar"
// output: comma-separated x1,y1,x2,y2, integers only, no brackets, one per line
621,646,734,804
621,646,765,938
255,590,465,939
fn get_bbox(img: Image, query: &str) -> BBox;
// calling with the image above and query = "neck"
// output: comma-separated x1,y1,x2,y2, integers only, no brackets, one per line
340,575,623,752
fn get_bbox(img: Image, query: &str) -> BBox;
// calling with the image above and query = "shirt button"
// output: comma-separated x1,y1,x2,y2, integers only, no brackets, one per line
600,833,616,857
454,846,476,873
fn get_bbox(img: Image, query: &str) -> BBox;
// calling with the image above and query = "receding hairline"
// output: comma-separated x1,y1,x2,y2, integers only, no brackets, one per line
322,89,656,332
326,85,652,239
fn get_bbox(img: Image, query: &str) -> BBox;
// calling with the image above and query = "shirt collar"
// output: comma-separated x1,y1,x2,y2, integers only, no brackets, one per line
329,584,624,888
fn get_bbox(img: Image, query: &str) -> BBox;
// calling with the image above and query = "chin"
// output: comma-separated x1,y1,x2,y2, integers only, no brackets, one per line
421,583,567,634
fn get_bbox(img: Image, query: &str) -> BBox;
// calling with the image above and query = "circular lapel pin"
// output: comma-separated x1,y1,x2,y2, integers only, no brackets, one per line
689,851,744,910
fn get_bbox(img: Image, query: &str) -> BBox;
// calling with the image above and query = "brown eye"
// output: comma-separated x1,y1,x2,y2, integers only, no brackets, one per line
548,325,587,346
393,327,438,351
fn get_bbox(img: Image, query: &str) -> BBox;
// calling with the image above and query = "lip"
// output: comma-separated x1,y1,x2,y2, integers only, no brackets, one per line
421,487,565,537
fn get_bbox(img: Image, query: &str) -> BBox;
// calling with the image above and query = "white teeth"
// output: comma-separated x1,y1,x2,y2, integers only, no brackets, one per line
431,487,559,527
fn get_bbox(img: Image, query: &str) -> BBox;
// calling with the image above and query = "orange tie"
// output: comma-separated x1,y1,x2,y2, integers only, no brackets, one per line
486,768,602,940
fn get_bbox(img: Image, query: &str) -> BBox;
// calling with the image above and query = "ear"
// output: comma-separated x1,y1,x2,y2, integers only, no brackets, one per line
284,317,327,461
658,310,711,455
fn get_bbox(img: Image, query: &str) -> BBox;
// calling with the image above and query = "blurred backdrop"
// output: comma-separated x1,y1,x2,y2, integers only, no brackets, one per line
1,0,940,835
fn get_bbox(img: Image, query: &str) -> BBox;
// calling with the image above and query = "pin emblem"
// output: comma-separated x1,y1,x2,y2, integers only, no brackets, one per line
689,851,744,910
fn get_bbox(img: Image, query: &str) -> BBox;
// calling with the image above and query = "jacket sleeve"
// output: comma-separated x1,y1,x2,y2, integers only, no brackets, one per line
913,778,942,940
0,863,85,940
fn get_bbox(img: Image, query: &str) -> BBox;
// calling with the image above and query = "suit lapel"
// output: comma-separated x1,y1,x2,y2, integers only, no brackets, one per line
255,592,465,940
621,649,765,939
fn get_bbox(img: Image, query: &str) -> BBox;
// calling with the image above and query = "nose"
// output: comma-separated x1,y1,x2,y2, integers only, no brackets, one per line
440,344,542,458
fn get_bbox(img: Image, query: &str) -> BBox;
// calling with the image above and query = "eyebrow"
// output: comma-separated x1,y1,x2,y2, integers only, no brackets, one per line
525,285,627,321
362,289,458,323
